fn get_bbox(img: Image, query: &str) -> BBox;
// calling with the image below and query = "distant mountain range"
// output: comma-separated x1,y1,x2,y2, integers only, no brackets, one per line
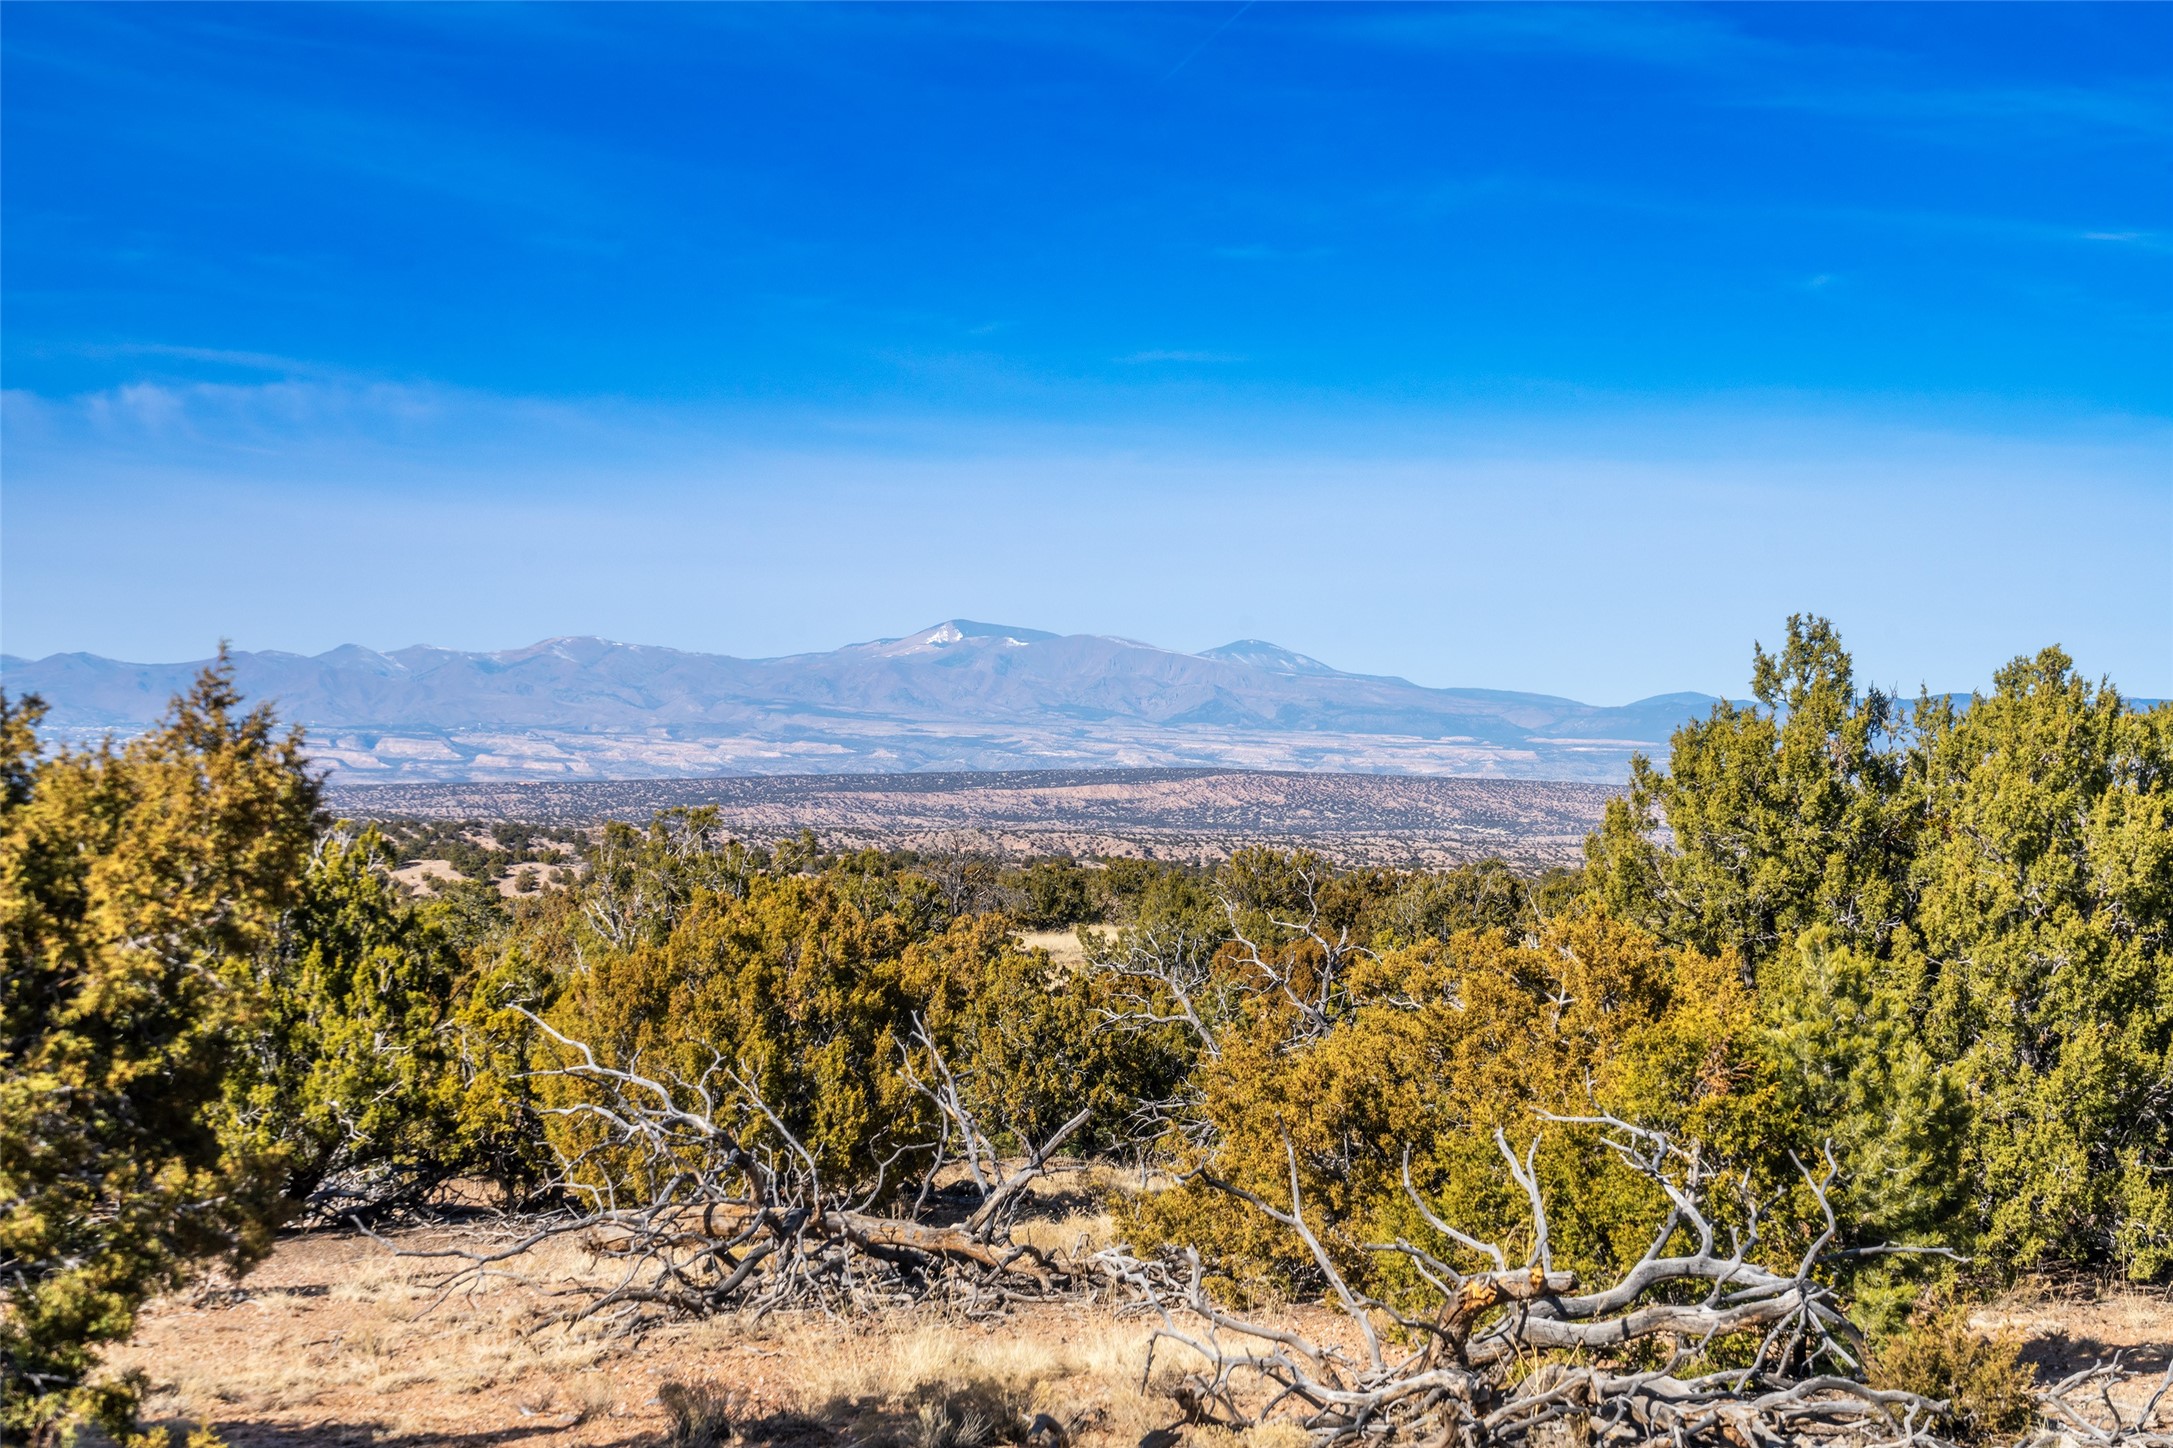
1,621,1722,783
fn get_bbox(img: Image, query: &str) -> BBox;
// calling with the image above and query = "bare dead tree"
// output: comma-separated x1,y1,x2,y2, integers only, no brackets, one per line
1089,853,1369,1057
580,809,757,948
1080,915,1236,1157
1100,1115,1955,1447
1092,921,1235,1060
380,1010,1091,1327
898,1014,1093,1245
919,830,1009,919
1086,862,1375,1154
1221,859,1371,1047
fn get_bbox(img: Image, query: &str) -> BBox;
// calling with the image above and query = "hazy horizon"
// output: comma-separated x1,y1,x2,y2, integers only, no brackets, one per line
7,614,2149,714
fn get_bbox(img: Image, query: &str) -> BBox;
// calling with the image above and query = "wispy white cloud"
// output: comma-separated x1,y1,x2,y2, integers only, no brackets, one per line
1330,6,2170,146
7,8,622,234
1753,81,2170,146
2079,231,2170,254
1210,243,1332,263
5,377,455,449
1344,5,1778,74
80,342,326,374
11,356,2169,507
1116,349,1247,365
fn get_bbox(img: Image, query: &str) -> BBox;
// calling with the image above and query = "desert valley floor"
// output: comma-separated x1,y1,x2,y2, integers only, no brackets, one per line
328,768,1618,871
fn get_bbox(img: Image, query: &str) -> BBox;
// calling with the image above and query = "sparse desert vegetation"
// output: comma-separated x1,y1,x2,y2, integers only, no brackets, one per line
6,618,2171,1446
10,0,2168,1438
104,1209,1189,1448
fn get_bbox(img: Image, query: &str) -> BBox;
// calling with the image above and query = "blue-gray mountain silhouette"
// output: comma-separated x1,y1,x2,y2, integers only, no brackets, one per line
2,621,1718,782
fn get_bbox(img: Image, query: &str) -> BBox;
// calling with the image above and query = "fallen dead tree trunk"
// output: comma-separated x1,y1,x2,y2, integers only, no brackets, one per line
623,1200,1073,1290
380,1011,1091,1323
1099,1115,1960,1447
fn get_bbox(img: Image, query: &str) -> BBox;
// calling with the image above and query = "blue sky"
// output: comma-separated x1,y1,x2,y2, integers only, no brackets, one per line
3,3,2168,702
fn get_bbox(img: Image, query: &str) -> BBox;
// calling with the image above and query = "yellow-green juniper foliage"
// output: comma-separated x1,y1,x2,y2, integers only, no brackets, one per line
1,663,319,1433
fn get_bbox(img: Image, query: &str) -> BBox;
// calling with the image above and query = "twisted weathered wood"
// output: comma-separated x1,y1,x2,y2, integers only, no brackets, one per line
1101,1117,1949,1447
379,1010,1092,1323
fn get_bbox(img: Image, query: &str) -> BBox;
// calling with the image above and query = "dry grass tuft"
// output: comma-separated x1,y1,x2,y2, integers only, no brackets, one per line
796,1314,1177,1443
1009,1207,1114,1260
660,1380,741,1448
1240,1423,1312,1448
912,1390,1022,1448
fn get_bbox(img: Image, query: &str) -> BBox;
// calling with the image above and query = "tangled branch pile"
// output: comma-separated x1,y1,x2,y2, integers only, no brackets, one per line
395,1012,1094,1324
1110,1116,2165,1448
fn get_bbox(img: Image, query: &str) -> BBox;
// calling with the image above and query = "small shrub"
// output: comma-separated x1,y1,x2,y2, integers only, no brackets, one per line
911,1384,1030,1448
915,1399,998,1448
659,1380,737,1448
130,1426,228,1448
1868,1297,2037,1445
568,1374,615,1425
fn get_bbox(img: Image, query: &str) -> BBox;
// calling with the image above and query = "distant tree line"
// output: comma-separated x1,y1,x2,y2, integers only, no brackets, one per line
2,618,2167,1441
371,817,587,888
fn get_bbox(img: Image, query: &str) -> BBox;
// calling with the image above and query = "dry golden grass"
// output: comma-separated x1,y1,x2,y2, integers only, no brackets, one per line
1015,929,1090,969
790,1314,1175,1437
104,1221,1206,1447
1968,1279,2173,1420
113,1230,636,1443
104,1213,2173,1448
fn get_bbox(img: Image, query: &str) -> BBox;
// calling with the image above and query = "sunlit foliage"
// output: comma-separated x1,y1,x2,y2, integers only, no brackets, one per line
0,664,318,1434
1587,619,2172,1279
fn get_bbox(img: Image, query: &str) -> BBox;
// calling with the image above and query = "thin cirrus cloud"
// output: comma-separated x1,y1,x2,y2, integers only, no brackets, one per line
80,342,326,373
1337,4,1783,71
1342,6,2170,143
11,356,2167,500
3,377,458,453
1116,350,1249,365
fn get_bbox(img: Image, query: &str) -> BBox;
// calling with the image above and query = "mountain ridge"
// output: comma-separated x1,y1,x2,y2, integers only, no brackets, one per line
2,620,1722,783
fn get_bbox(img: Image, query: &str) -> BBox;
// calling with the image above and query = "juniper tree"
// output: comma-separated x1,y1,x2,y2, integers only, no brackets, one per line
1587,615,1918,969
0,661,320,1435
1909,650,2173,1277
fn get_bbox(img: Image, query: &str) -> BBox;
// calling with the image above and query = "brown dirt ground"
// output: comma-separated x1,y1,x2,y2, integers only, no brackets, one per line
101,1224,2173,1448
107,1208,1198,1448
1970,1283,2173,1417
